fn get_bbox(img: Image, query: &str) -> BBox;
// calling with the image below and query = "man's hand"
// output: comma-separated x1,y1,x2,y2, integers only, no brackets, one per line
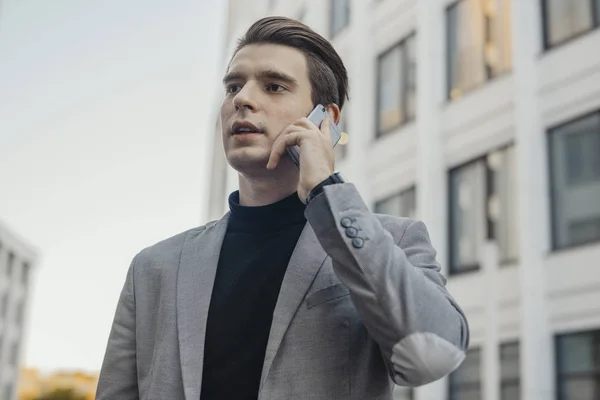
267,117,335,202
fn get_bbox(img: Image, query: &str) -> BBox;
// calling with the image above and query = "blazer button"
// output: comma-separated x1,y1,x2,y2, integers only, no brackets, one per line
352,237,364,249
345,227,358,238
341,217,352,228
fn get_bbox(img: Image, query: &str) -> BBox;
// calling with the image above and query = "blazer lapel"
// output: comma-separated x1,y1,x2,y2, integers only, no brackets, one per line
177,214,229,400
259,223,328,392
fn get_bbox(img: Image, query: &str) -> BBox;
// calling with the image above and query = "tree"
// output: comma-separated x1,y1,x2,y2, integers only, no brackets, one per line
35,388,86,400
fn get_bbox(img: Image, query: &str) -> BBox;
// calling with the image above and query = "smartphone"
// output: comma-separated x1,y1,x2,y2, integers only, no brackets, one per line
286,104,342,167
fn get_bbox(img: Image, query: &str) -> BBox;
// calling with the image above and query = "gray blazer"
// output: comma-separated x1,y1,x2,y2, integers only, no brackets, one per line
96,183,469,400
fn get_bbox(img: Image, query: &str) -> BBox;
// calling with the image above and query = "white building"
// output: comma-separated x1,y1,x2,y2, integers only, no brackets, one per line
203,1,600,399
0,221,37,400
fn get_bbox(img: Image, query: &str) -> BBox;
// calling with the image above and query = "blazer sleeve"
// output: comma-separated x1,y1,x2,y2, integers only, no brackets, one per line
305,183,470,387
96,256,139,399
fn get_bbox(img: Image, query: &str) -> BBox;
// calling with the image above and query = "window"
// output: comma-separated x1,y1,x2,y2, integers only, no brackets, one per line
10,341,19,366
1,293,8,319
376,35,417,136
330,0,350,37
549,112,600,249
449,145,518,274
3,383,13,400
393,386,413,400
543,0,599,48
446,0,512,100
556,329,600,400
487,146,519,263
449,348,481,400
374,187,417,219
335,109,349,160
15,301,24,326
500,342,520,400
297,7,307,24
6,252,14,278
22,262,30,285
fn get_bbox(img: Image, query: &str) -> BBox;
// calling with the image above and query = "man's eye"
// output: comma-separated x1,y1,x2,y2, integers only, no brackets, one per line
266,84,285,92
227,84,241,94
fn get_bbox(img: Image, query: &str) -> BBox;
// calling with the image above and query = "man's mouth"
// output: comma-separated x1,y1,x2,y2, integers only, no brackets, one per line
231,121,263,135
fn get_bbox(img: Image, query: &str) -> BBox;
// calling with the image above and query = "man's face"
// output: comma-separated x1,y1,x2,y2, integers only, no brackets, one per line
220,43,314,172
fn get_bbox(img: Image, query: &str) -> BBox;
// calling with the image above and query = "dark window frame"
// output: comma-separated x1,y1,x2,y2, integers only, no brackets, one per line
448,143,517,275
448,347,482,400
330,0,351,38
541,0,600,50
374,186,417,217
547,109,600,251
500,341,521,400
555,329,600,400
445,0,513,101
6,251,15,278
375,33,417,138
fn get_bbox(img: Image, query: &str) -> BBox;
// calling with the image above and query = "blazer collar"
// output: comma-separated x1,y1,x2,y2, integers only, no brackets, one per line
258,222,328,393
177,213,229,400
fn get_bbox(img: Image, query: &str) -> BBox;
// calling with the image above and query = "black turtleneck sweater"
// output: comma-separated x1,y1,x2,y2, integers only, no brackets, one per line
200,191,307,400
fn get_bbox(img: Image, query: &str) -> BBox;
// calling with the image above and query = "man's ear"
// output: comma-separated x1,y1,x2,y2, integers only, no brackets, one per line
326,104,341,125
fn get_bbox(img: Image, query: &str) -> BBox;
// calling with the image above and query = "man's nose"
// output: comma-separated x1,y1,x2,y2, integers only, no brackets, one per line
233,84,258,111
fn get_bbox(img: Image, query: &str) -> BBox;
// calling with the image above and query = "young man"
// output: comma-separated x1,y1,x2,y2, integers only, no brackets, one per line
96,16,469,400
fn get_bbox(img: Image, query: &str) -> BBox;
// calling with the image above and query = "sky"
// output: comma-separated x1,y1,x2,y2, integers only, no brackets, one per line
0,0,227,372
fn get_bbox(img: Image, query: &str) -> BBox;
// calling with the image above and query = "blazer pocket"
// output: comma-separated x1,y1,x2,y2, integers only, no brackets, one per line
306,283,350,309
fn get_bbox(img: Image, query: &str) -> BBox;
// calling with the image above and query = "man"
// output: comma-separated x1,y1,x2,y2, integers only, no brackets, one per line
96,16,469,400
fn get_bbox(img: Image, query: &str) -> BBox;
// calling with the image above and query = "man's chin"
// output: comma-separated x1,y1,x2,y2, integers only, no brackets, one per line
226,151,270,173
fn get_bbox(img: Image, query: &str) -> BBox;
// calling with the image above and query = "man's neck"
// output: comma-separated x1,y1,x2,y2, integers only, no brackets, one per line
238,167,299,207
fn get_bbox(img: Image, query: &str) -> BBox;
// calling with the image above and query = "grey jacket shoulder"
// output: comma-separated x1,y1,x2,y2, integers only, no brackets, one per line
134,220,220,269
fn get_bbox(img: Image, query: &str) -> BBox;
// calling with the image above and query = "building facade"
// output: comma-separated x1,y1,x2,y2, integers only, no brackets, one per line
203,1,600,399
0,222,37,400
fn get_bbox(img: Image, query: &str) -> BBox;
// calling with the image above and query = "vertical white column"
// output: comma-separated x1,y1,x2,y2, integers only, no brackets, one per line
345,0,373,207
415,0,447,399
483,243,500,400
511,1,554,399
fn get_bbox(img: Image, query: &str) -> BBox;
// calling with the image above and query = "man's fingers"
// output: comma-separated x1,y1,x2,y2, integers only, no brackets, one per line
267,131,302,170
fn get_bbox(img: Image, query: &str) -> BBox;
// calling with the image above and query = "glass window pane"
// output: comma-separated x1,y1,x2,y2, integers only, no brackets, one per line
545,0,594,47
7,252,14,277
450,349,481,385
375,194,402,215
378,45,403,133
405,36,417,121
560,377,597,400
488,146,519,262
1,293,8,319
550,113,600,248
449,387,482,400
4,384,13,400
447,0,486,99
400,188,417,220
331,0,350,36
557,332,598,374
335,110,348,160
393,386,413,400
374,187,416,218
450,161,486,272
500,342,520,380
483,0,513,78
501,384,520,400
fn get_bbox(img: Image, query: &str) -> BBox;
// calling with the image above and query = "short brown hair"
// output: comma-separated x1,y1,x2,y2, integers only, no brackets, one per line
233,16,349,110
